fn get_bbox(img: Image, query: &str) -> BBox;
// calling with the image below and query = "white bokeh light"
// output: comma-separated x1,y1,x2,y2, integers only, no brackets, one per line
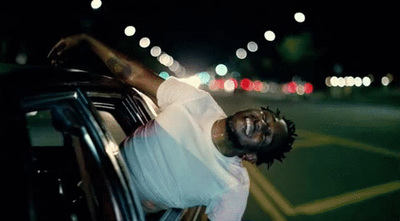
247,41,258,52
124,26,136,36
150,46,162,57
224,79,236,93
294,12,306,23
362,76,371,87
236,48,247,59
91,0,102,9
381,76,390,86
264,30,276,41
139,37,151,48
215,64,228,76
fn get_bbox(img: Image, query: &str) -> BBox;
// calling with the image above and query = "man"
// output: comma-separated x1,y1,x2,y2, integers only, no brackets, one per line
48,34,296,220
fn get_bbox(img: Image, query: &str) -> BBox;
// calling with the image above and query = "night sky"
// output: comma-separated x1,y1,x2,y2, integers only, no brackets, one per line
1,0,398,89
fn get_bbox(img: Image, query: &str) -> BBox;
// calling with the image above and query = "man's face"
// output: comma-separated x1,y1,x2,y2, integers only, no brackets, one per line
227,109,288,154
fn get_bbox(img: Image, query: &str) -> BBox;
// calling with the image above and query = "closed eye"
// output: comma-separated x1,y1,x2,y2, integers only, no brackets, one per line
260,130,273,146
265,110,277,123
262,112,267,122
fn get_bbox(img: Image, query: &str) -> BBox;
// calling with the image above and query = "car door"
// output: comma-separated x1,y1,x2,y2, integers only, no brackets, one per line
86,89,187,221
21,89,145,221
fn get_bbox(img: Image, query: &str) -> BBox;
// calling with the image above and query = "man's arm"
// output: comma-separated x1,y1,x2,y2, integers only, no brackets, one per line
48,34,164,105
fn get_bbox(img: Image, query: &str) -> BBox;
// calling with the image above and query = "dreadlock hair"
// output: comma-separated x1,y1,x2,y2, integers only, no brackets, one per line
256,106,297,168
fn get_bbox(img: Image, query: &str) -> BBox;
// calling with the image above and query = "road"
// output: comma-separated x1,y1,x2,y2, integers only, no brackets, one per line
211,91,400,221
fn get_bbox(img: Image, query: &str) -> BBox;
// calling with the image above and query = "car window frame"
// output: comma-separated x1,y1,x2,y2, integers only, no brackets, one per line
86,90,154,133
21,88,145,221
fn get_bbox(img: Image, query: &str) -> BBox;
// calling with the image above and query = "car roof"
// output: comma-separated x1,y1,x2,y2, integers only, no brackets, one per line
0,62,129,94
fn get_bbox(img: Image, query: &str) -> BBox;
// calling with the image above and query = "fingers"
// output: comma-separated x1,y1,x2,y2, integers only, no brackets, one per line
48,35,85,67
48,40,68,66
50,59,64,67
47,40,65,59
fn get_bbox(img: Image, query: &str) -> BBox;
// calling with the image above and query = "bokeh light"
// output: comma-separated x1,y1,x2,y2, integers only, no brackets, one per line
252,80,263,92
159,71,170,79
247,41,258,52
150,46,162,57
304,83,313,94
264,30,276,41
90,0,102,9
224,79,236,93
158,53,174,67
240,78,253,91
124,26,136,36
215,64,228,76
362,76,371,87
381,76,389,86
236,48,247,59
294,12,306,23
354,77,362,87
197,72,211,85
139,37,151,48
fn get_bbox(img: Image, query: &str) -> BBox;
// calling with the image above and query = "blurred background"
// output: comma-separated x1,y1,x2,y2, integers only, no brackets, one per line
1,0,399,220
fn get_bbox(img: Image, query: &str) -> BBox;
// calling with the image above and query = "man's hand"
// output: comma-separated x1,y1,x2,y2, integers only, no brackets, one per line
47,34,87,67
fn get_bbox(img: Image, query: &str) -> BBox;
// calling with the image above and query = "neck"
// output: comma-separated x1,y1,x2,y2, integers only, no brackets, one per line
211,118,235,157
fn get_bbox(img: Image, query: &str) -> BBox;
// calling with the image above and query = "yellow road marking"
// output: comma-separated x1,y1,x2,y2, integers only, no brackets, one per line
334,138,399,159
247,161,400,217
249,181,287,221
294,180,400,215
246,129,400,219
245,161,296,216
246,158,400,219
294,129,399,159
292,129,336,148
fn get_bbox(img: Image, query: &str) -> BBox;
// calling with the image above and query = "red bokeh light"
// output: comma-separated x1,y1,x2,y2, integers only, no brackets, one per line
209,79,225,91
216,79,225,89
253,80,263,92
287,81,297,93
240,78,253,91
304,82,313,94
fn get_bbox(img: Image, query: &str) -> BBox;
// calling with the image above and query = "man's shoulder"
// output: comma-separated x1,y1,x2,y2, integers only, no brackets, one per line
158,77,215,108
221,168,250,194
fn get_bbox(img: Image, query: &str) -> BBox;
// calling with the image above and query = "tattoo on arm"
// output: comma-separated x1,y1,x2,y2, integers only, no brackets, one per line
106,57,132,80
106,56,162,100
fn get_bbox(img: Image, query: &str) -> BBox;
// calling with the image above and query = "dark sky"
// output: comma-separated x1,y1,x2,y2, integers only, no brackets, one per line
1,0,399,87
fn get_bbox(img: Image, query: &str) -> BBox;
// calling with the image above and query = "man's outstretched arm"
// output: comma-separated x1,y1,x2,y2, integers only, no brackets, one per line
48,34,164,105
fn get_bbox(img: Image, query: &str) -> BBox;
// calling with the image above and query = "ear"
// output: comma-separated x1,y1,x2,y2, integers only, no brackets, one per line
242,153,258,164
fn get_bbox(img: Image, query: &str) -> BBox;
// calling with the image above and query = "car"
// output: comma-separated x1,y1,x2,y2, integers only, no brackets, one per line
0,63,195,221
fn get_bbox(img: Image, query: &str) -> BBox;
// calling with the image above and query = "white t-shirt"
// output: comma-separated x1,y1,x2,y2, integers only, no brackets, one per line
121,77,250,220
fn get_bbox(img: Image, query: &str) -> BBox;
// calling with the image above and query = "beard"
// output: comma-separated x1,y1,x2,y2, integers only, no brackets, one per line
226,115,246,151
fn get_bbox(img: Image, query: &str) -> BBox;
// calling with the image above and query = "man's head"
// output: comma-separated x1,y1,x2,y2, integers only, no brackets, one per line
226,106,296,167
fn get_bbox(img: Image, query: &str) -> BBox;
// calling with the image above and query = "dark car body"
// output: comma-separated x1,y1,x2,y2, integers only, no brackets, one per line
0,63,184,221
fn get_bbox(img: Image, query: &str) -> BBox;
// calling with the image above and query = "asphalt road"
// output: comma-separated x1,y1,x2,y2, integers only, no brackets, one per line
211,91,400,221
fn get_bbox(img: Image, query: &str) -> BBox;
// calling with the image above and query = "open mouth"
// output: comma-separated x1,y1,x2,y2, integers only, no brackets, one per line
245,117,255,136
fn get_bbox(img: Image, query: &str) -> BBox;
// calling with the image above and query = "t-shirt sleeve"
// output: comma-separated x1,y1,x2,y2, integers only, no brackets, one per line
206,184,250,221
156,77,208,108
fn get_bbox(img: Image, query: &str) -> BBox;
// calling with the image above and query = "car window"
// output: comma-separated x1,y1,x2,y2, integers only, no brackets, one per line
25,108,93,221
87,91,152,135
26,110,64,146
